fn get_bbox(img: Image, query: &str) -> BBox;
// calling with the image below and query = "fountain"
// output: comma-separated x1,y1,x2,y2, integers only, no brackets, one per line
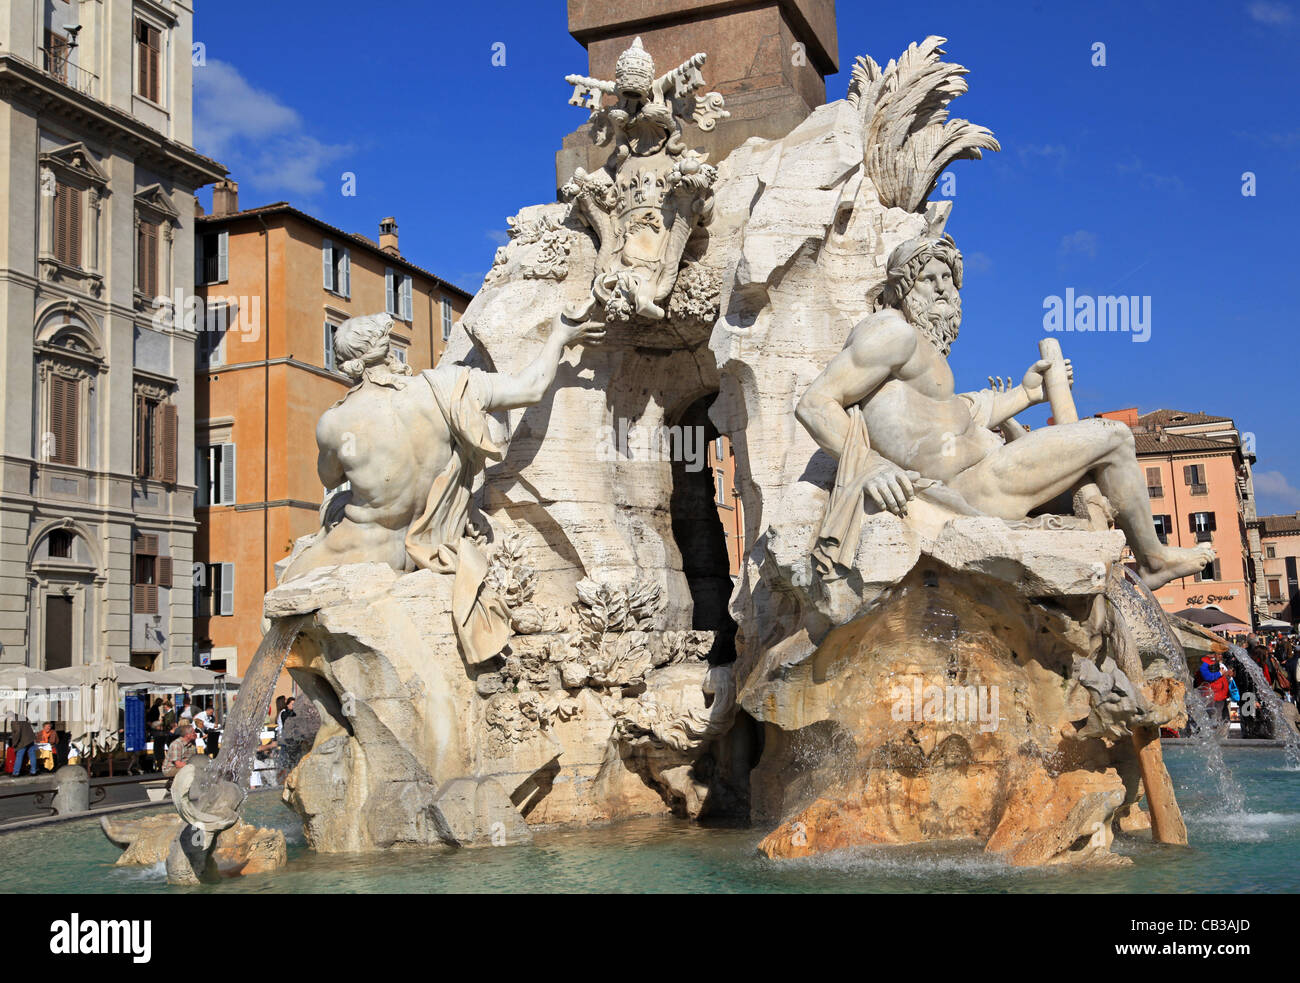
97,34,1231,882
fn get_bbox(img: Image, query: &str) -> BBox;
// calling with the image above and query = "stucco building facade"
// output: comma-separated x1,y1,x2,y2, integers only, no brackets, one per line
191,188,471,677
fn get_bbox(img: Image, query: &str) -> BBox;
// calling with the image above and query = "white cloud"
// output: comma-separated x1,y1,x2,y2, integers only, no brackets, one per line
486,229,510,246
1254,470,1300,510
1248,1,1294,24
1059,229,1098,259
194,60,351,198
964,251,993,275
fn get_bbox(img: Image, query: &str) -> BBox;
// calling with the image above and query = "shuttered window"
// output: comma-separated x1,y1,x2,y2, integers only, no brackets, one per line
53,181,81,268
137,218,158,297
197,444,237,506
197,229,227,284
49,374,79,466
134,396,177,483
135,19,161,102
132,534,161,614
441,298,453,340
385,268,397,316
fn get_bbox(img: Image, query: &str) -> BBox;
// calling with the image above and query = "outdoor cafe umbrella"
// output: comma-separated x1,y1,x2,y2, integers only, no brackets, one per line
1174,607,1238,628
0,666,78,727
1208,623,1252,634
1257,619,1293,631
47,658,120,754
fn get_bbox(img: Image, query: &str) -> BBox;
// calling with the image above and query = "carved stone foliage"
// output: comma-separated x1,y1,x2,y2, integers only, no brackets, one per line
484,215,577,287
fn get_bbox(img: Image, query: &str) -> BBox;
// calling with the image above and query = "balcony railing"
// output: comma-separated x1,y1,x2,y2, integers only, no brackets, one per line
1147,486,1163,498
40,46,98,98
1189,483,1209,496
1195,530,1213,543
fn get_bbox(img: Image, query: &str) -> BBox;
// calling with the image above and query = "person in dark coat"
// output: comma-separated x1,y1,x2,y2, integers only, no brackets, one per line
8,717,37,776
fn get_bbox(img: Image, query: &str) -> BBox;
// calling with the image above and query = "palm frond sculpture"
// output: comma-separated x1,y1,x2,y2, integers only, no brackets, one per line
847,36,1000,212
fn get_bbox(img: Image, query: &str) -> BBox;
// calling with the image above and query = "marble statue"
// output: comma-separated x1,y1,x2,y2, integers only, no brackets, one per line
795,234,1216,590
561,37,727,323
170,35,1196,872
282,311,602,664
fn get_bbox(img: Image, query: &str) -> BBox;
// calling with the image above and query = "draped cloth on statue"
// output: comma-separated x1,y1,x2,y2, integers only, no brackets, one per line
812,401,986,579
404,365,511,666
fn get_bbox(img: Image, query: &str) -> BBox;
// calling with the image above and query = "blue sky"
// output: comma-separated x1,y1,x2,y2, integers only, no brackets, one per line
192,0,1300,515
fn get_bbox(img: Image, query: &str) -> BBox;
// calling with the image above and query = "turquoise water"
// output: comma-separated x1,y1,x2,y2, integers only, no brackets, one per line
2,747,1297,893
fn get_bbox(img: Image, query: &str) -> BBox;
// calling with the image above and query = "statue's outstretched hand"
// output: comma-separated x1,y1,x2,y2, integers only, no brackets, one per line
862,460,920,516
1021,357,1072,405
553,313,605,348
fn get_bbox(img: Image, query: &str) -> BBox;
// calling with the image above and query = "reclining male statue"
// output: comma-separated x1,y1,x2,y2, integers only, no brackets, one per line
795,235,1213,590
281,311,601,662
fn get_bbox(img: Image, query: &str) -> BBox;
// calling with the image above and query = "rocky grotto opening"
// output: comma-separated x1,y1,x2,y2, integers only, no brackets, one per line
669,392,738,664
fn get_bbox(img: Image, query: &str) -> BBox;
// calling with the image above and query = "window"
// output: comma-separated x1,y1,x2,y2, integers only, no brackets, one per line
53,181,82,268
196,229,228,285
714,436,725,462
48,530,73,559
44,29,71,82
392,346,407,365
386,268,412,321
197,302,231,368
1267,545,1277,559
323,322,339,372
132,534,172,614
135,18,161,103
1184,463,1208,495
136,216,159,297
134,392,177,482
1152,514,1172,545
1270,579,1283,600
194,562,234,617
1189,511,1216,543
197,443,236,506
1145,467,1163,498
323,240,350,297
1194,559,1221,583
441,298,453,341
715,469,727,506
48,373,80,466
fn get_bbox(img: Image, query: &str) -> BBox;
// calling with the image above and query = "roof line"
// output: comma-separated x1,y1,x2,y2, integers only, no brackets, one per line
198,202,473,300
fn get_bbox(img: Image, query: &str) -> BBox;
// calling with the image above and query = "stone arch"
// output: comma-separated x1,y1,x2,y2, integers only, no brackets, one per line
27,517,104,572
34,299,105,360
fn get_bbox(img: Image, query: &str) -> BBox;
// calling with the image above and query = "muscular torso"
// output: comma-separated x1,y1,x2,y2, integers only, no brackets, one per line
855,316,1001,481
317,377,453,528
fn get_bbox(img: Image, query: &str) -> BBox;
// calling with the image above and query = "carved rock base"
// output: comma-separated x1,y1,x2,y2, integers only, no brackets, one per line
748,565,1148,866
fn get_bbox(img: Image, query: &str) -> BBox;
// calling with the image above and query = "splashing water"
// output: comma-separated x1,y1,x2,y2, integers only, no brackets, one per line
211,616,309,791
1227,644,1300,768
1181,687,1246,817
1111,570,1247,818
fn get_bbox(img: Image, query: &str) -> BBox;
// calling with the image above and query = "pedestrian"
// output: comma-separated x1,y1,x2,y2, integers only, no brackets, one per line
8,716,37,777
178,696,193,722
193,705,219,757
276,697,295,737
36,722,59,772
160,696,176,732
161,722,198,781
1198,653,1233,736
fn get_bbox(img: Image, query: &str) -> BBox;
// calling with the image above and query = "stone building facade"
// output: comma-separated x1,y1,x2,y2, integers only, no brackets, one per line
0,0,224,671
1254,513,1300,628
192,191,471,679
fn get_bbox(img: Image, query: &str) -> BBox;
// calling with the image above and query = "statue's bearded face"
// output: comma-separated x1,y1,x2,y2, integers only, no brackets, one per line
901,256,962,355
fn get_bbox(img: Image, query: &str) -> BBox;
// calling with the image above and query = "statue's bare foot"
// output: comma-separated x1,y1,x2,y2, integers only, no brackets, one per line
1138,544,1216,590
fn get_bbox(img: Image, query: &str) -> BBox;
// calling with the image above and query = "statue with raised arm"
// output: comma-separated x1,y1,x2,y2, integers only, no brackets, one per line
282,312,602,663
795,235,1214,590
